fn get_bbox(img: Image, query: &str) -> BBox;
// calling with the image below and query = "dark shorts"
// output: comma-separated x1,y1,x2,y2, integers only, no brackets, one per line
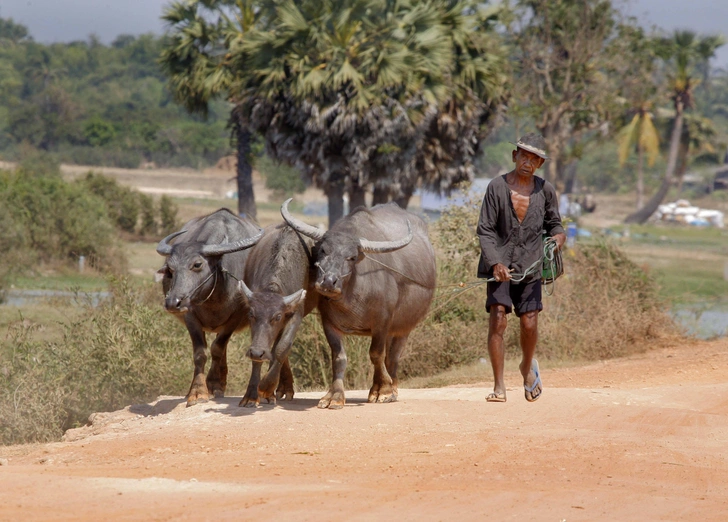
486,279,542,317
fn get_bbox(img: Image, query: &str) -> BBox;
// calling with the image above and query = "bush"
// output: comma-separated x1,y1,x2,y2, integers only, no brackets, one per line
257,154,306,199
0,277,268,444
0,280,184,444
138,193,157,236
159,195,180,234
76,172,180,236
76,172,140,233
0,168,118,267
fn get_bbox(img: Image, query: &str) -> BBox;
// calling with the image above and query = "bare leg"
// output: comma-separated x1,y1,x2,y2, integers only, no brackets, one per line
240,361,263,407
368,332,394,403
207,331,231,398
486,305,508,402
519,310,542,401
384,335,408,401
318,322,347,409
184,316,209,407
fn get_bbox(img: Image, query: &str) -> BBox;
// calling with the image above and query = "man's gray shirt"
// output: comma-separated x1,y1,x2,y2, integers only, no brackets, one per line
477,174,564,283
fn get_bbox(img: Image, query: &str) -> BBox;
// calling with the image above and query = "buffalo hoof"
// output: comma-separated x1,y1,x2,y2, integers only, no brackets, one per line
186,385,210,407
318,391,345,409
275,388,294,402
368,383,397,403
239,385,260,408
186,396,208,407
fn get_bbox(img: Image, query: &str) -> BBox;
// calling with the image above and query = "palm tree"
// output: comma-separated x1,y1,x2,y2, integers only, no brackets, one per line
160,0,260,219
618,104,659,209
236,0,508,225
625,30,725,224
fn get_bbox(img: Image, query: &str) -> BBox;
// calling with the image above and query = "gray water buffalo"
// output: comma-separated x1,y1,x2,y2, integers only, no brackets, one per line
237,223,319,407
281,199,436,409
156,208,263,407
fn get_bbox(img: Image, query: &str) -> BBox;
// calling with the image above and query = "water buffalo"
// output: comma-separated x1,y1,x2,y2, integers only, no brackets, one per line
156,208,263,407
281,199,436,409
237,223,319,407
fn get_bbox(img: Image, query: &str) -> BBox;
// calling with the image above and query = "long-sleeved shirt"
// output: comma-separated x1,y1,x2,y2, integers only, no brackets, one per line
476,174,564,282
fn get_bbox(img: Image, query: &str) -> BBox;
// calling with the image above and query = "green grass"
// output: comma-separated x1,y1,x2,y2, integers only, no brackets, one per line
580,224,728,304
650,264,728,303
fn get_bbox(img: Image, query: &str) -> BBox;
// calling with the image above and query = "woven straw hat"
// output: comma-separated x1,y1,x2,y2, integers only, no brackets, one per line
510,132,549,160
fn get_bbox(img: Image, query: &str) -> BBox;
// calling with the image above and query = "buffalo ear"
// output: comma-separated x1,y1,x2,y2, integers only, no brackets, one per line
154,267,167,283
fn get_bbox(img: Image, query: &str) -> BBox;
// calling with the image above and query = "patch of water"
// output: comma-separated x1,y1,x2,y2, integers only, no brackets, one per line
1,289,110,308
672,303,728,339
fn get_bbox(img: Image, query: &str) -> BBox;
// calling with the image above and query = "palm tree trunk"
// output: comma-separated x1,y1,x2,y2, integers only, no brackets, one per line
327,182,345,227
625,99,684,224
235,124,257,220
349,184,367,210
372,185,389,205
394,187,413,210
636,145,644,209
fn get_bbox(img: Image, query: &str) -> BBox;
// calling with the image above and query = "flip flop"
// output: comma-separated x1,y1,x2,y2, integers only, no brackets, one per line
486,392,506,403
524,359,542,402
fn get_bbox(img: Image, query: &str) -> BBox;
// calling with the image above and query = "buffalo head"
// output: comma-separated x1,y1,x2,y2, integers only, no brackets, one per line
156,229,263,314
238,279,306,361
280,198,412,299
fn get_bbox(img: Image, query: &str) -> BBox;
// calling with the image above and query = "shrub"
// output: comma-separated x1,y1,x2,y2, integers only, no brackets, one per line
76,172,140,233
138,193,157,236
0,280,184,444
0,168,118,266
159,195,180,234
257,154,306,199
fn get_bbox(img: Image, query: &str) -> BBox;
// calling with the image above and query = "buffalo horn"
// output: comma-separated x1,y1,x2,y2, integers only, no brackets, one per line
238,279,254,301
359,220,413,254
282,289,306,308
280,198,325,241
201,229,264,257
156,230,187,256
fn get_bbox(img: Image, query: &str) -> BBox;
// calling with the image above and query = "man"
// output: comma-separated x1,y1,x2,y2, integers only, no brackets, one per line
476,133,566,402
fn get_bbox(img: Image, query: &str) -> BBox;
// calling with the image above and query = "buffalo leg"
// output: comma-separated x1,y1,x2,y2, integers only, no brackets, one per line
240,361,263,407
384,335,408,401
318,322,347,409
259,313,302,403
207,330,232,398
184,316,209,407
276,358,295,401
368,332,395,403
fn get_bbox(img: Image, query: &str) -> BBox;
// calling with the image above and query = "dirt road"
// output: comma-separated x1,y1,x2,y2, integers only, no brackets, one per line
2,338,727,521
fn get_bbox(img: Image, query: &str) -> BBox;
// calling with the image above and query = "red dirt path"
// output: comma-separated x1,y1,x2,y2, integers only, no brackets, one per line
1,338,727,521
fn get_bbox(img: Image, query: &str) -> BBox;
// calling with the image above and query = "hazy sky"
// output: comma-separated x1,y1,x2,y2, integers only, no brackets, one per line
2,0,727,68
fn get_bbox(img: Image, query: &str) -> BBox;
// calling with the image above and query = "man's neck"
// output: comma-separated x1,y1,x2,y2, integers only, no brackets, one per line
506,170,535,187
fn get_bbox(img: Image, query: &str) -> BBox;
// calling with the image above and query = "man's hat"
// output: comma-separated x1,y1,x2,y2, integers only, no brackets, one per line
510,132,549,160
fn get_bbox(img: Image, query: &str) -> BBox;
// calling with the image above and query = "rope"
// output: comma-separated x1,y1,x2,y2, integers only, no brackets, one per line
362,253,434,288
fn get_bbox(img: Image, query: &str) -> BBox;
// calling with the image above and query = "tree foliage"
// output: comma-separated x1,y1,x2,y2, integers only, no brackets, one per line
0,18,231,168
508,0,625,189
235,0,509,223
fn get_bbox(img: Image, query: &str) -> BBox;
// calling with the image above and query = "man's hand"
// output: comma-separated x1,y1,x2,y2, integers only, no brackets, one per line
552,232,566,251
492,263,512,282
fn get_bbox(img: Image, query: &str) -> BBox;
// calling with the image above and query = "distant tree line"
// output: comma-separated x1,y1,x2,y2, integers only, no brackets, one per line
0,17,231,169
